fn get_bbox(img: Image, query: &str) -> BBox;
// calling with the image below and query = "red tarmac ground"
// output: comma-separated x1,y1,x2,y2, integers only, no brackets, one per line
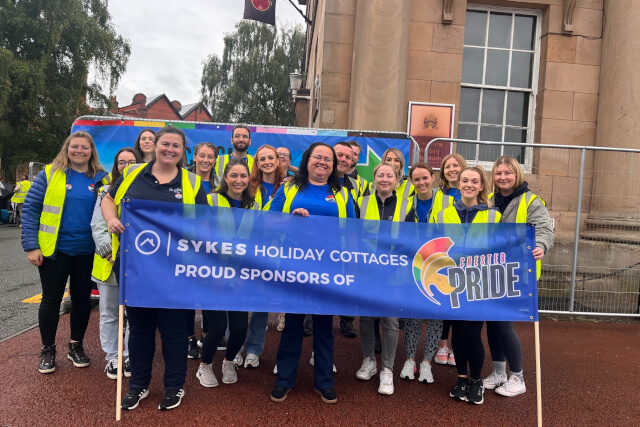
0,313,638,426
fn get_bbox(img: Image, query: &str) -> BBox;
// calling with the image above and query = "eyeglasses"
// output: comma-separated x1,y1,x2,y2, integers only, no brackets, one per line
277,153,290,159
117,160,137,167
310,154,333,163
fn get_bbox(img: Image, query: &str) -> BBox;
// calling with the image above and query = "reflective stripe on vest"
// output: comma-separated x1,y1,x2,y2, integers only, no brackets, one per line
215,154,254,177
431,188,454,223
11,180,31,203
91,186,114,282
437,206,501,224
38,166,67,257
359,193,411,222
282,182,348,218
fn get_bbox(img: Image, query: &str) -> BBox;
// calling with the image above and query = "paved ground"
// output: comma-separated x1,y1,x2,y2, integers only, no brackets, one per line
0,311,638,426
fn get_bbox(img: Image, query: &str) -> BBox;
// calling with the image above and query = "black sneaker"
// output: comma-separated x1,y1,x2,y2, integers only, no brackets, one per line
38,345,56,374
187,337,200,359
450,377,469,401
124,358,131,377
158,389,185,410
314,388,337,404
105,358,118,379
67,342,90,367
339,318,357,338
466,378,484,405
303,319,313,336
121,388,149,410
217,337,227,351
270,385,290,403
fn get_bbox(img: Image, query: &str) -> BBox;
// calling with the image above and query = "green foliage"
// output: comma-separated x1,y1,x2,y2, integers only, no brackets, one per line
200,21,305,126
0,0,130,178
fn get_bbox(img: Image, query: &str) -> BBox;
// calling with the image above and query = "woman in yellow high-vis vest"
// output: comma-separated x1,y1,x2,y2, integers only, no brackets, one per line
483,156,554,398
101,126,208,411
432,166,501,405
11,176,30,225
90,147,140,380
21,131,108,375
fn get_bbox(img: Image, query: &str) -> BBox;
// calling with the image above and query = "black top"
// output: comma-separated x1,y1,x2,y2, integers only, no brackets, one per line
109,161,208,205
375,191,416,222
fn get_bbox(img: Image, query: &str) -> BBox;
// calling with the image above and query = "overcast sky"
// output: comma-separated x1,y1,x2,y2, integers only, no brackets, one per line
103,0,306,107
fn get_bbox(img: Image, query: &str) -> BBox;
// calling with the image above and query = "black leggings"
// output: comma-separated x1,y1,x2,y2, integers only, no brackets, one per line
486,321,522,372
201,310,248,364
451,320,484,380
38,252,94,346
441,320,452,341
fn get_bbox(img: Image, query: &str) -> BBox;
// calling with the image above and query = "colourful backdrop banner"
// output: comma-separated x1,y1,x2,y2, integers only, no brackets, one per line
119,199,539,321
71,117,411,181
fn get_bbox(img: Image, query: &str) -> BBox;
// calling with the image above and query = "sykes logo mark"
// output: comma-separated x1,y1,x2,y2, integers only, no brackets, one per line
413,237,521,309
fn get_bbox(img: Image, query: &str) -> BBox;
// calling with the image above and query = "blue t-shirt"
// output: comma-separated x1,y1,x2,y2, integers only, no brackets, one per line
445,187,461,201
416,197,434,223
57,170,98,255
269,183,355,218
261,181,275,207
201,181,212,194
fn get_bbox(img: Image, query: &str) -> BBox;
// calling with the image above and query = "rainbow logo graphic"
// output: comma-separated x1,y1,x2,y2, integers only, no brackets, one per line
413,237,458,305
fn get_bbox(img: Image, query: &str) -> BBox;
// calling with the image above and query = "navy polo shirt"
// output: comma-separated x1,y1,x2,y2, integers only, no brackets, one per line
109,161,208,205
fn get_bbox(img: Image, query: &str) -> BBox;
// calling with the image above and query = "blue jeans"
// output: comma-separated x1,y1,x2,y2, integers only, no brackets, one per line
245,312,269,356
96,280,129,360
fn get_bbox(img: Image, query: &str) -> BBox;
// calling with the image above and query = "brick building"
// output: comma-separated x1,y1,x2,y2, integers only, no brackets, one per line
112,93,212,121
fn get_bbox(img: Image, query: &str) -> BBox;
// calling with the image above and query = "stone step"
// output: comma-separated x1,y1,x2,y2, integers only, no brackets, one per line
579,230,640,245
585,217,640,231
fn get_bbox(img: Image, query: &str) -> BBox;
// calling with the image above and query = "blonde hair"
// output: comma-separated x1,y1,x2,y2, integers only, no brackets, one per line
51,131,105,178
372,163,401,193
381,148,405,174
490,156,525,195
439,153,467,190
460,166,489,205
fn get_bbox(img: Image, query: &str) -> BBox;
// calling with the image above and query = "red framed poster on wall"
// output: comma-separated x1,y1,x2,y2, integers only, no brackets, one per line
407,102,455,168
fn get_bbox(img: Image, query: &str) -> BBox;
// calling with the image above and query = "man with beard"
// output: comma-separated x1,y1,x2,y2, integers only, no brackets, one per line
215,125,255,177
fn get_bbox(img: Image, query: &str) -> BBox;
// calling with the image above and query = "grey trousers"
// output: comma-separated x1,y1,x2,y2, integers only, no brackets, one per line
360,317,399,371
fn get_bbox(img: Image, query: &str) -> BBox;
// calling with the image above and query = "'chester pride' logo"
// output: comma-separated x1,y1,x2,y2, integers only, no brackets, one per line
413,237,457,305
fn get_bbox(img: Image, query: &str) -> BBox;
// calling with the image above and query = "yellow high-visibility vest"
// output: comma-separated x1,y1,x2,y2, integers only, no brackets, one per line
11,180,31,203
215,154,254,177
359,193,412,222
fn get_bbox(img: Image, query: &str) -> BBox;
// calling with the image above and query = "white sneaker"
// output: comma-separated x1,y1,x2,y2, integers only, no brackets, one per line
378,368,394,395
495,374,526,397
418,361,434,383
244,353,259,368
356,357,377,380
400,359,416,380
222,359,238,384
309,351,337,373
273,364,278,375
233,347,243,367
196,363,218,387
483,370,508,390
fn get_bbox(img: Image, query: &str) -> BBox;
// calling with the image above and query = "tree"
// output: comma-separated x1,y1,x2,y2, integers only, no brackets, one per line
0,0,130,178
200,21,305,126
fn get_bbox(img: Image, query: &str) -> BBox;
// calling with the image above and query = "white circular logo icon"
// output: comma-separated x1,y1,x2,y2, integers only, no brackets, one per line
135,230,161,255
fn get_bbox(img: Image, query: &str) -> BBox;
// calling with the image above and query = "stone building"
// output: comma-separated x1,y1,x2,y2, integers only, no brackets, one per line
294,0,640,312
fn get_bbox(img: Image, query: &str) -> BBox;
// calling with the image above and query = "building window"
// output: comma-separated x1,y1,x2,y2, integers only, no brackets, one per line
457,7,541,167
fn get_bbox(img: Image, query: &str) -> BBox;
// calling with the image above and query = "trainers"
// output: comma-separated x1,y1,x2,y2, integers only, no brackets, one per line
400,359,416,380
434,346,450,365
495,374,526,397
314,388,337,404
339,318,357,338
121,388,149,410
38,345,56,374
303,319,313,336
188,337,200,359
222,359,238,384
196,363,219,387
124,358,131,377
158,389,185,410
378,368,394,395
467,378,484,404
233,348,244,367
273,364,278,375
105,358,118,379
309,351,337,373
67,342,90,368
197,336,204,348
449,377,468,401
277,313,285,332
217,337,227,351
483,370,508,390
418,361,434,383
244,353,260,368
356,357,377,380
448,351,456,366
270,385,289,402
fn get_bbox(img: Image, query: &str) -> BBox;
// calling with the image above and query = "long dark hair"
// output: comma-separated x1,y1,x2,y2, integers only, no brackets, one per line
109,147,141,190
133,128,156,161
216,158,255,209
292,142,341,193
191,142,219,190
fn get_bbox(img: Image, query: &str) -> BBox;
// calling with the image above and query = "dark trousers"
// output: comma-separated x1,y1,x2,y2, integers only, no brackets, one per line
441,319,452,340
187,310,195,337
276,313,334,390
126,306,188,390
486,321,523,372
38,252,93,346
451,320,484,380
201,310,248,364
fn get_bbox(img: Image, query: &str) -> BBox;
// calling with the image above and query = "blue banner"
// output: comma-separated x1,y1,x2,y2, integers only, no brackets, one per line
119,199,538,321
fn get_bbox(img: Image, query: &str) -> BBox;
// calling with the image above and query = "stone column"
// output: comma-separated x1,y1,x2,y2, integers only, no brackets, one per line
348,0,411,132
592,0,640,218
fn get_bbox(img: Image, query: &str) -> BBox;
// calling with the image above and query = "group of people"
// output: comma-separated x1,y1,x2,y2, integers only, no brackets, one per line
20,124,553,411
